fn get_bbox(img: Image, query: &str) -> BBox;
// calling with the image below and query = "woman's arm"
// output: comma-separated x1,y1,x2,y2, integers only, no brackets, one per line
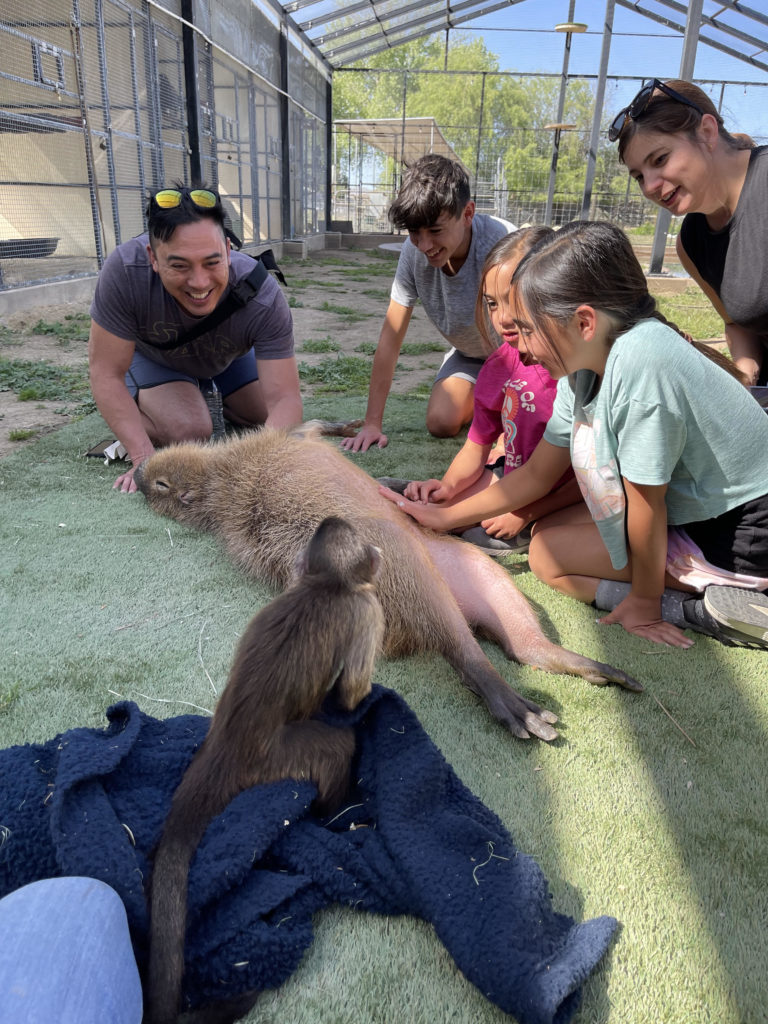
599,479,692,648
381,439,570,532
676,235,763,385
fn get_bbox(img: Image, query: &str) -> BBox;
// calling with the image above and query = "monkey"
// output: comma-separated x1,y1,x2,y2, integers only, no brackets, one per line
145,516,385,1024
134,425,642,744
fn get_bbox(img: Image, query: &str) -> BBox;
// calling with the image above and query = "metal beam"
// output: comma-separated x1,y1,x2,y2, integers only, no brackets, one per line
302,0,526,47
649,0,702,274
580,0,615,221
651,0,768,52
323,1,525,63
614,0,768,73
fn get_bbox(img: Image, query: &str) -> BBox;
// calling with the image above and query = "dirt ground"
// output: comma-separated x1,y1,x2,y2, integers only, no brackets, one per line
0,247,446,459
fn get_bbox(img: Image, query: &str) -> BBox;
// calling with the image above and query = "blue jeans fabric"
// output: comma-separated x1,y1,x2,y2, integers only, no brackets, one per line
0,877,142,1023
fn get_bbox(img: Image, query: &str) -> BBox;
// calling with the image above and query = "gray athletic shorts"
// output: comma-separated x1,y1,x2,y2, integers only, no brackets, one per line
125,348,259,399
434,347,486,385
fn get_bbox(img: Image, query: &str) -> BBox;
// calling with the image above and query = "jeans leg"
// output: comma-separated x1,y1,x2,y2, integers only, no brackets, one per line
0,876,143,1024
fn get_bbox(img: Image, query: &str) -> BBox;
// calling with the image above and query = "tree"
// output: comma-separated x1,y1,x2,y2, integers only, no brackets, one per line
333,37,608,199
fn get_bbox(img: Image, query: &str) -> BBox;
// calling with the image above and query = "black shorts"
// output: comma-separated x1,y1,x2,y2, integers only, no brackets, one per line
684,493,768,576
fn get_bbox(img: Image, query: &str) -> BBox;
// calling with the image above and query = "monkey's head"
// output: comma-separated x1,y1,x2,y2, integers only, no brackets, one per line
134,444,215,527
297,516,381,585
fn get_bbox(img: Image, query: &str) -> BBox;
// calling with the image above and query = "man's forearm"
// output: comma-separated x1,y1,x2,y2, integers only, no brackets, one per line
264,393,303,430
90,374,155,464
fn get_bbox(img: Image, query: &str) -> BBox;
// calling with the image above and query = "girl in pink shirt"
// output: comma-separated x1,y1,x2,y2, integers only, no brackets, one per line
404,227,581,554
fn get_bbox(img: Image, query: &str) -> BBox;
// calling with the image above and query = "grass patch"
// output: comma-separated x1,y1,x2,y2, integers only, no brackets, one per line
361,288,390,301
0,324,19,346
404,381,432,399
0,682,20,715
400,341,445,356
317,301,375,322
30,312,91,344
300,337,341,354
0,357,93,410
298,354,373,392
8,428,40,441
354,341,377,356
654,291,724,340
287,296,304,308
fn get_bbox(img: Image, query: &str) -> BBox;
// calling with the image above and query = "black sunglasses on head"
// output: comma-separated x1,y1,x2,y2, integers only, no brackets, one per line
608,78,704,142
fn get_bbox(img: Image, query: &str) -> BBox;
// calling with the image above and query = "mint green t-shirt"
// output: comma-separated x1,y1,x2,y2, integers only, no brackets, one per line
543,319,768,569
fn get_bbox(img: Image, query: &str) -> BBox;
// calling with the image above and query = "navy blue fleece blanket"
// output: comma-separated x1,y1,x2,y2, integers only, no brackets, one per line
0,686,617,1024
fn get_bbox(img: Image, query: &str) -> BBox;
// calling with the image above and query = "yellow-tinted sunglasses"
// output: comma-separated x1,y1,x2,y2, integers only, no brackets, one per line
152,188,218,210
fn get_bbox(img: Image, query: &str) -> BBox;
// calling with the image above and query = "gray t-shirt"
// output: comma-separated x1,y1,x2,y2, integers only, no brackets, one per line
390,213,516,358
544,319,768,569
90,234,294,378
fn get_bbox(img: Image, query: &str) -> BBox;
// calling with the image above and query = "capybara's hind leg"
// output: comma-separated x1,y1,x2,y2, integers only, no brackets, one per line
422,535,643,692
373,522,558,740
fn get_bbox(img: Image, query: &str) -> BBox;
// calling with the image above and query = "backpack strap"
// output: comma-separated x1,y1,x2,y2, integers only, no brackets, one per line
145,249,285,352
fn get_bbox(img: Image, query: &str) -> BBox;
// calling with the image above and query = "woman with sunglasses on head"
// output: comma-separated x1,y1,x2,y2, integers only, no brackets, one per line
611,78,766,386
88,185,302,493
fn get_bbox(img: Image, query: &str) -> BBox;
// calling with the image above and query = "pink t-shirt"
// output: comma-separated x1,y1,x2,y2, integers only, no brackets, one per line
468,344,559,474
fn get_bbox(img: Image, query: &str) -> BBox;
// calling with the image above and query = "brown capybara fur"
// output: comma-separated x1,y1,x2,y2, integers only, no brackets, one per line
135,425,641,740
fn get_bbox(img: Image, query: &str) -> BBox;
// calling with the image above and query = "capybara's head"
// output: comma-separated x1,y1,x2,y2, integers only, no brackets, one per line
134,443,214,526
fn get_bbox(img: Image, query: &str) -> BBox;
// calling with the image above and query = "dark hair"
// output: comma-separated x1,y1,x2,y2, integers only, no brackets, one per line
388,155,471,231
511,220,747,383
474,225,555,354
616,79,754,162
146,182,227,247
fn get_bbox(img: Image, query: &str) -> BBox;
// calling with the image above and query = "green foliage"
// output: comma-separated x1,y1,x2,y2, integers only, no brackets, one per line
318,301,375,322
300,337,342,353
0,323,18,345
0,682,20,715
333,39,605,198
653,290,725,341
8,428,40,441
287,296,304,308
298,354,374,392
400,341,445,356
354,341,377,355
31,313,91,343
0,357,91,405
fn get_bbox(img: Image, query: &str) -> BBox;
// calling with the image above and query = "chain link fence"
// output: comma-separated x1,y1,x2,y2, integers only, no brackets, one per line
0,0,329,290
330,68,768,270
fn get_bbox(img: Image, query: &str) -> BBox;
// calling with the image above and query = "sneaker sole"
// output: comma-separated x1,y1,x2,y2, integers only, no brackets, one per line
703,586,768,645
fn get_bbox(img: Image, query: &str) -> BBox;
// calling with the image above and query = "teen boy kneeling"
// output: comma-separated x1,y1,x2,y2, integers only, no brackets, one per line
342,155,515,453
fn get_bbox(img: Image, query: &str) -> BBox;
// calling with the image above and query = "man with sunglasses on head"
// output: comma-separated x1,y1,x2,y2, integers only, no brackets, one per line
88,185,302,493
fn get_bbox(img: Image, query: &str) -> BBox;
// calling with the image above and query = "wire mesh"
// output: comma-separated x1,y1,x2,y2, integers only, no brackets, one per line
0,0,330,289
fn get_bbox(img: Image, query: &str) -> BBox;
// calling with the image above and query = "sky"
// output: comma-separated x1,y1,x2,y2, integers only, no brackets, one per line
446,0,768,141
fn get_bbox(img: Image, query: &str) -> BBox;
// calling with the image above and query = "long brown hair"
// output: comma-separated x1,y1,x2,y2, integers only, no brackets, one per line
511,220,747,384
474,225,555,354
616,79,754,163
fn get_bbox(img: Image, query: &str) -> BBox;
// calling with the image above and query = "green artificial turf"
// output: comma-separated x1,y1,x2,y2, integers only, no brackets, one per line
1,397,767,1024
